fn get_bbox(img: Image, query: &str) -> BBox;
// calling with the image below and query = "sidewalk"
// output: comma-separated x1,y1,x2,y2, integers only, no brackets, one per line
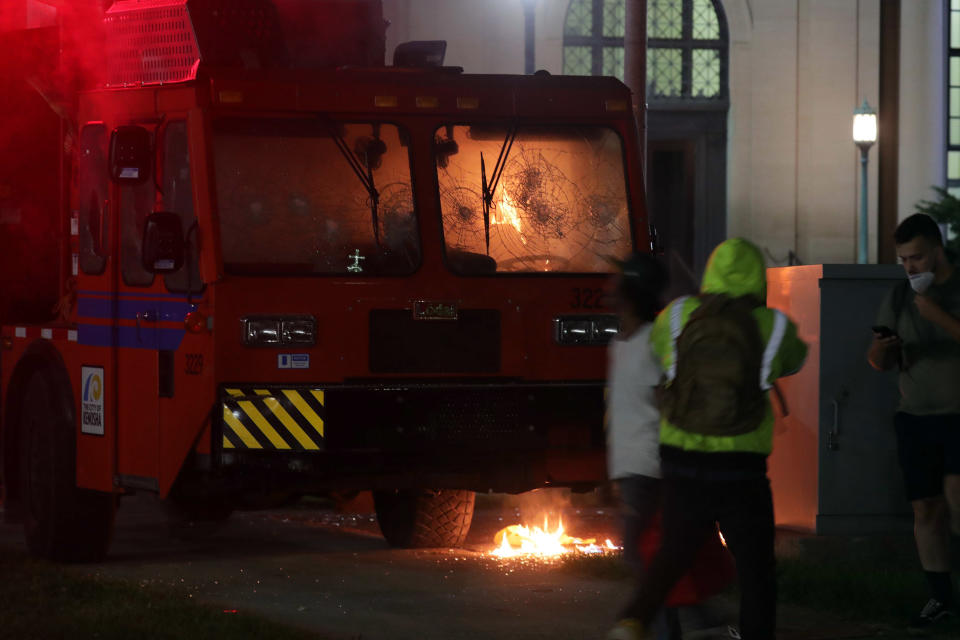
483,490,954,639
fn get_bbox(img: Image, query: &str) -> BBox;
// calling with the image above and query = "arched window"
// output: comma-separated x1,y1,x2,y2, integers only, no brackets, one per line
562,0,728,103
563,0,627,79
948,0,960,195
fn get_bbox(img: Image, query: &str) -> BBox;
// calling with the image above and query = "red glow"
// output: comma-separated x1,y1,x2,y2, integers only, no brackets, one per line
184,311,206,333
0,0,109,326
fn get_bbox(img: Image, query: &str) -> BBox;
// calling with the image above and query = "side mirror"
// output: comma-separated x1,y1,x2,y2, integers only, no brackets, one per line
435,138,459,168
142,211,184,273
109,126,151,183
354,136,387,170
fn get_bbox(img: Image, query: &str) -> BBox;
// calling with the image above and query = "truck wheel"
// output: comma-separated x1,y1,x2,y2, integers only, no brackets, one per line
373,489,475,548
20,372,116,562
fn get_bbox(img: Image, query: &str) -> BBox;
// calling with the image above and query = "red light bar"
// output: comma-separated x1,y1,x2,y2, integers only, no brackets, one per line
103,0,385,88
104,0,201,86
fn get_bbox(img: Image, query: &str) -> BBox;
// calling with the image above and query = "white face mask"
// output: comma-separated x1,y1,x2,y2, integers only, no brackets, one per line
908,271,936,294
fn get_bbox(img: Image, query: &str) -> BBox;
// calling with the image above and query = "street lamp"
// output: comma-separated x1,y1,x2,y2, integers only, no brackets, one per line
853,99,877,264
523,0,537,74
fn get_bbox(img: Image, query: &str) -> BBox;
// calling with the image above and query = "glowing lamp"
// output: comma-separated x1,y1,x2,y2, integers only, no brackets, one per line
852,99,877,264
852,100,877,148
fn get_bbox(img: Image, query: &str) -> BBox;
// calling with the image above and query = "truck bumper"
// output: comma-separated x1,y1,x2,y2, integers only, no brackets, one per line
214,382,606,493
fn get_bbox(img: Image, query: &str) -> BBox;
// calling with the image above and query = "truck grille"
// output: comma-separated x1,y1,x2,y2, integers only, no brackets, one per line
368,309,500,374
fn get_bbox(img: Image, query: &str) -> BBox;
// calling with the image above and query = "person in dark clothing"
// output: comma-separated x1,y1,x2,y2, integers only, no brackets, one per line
605,253,682,640
868,213,960,634
608,238,808,640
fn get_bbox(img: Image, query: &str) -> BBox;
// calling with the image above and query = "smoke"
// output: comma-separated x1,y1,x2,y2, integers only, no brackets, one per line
0,1,108,324
59,1,109,96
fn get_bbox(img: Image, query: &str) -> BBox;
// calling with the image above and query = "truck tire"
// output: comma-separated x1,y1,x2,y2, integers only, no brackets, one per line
19,371,116,562
373,489,475,548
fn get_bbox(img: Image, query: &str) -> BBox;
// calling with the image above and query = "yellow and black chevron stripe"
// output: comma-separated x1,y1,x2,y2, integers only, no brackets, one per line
221,387,325,451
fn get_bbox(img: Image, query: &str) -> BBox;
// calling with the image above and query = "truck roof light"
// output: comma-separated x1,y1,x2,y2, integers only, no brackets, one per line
605,99,628,112
104,0,387,88
374,95,398,108
457,97,479,109
416,96,439,108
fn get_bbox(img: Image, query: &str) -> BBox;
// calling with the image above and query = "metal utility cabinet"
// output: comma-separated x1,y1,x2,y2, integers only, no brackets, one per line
767,264,911,535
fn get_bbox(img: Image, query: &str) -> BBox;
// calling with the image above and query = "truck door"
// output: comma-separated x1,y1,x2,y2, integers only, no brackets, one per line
112,123,164,491
111,119,200,493
75,122,116,492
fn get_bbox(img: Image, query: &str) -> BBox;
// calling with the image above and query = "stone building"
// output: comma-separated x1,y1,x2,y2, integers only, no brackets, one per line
384,0,947,274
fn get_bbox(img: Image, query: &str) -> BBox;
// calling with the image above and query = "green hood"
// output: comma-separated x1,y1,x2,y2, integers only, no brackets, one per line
700,237,767,299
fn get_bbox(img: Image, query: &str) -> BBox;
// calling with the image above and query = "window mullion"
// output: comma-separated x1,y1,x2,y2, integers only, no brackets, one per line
681,0,693,98
591,0,604,76
949,5,960,190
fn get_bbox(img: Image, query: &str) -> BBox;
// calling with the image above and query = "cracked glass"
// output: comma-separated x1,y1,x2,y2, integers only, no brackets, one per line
435,125,633,274
215,119,419,276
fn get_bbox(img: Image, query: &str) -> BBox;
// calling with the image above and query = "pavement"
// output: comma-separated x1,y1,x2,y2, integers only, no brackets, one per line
0,490,955,639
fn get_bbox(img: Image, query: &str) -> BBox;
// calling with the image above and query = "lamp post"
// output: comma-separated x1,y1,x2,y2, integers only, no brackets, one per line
523,0,536,74
853,100,878,264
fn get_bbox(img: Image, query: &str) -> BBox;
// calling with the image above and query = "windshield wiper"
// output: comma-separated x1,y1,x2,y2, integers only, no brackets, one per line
480,123,518,255
327,122,382,246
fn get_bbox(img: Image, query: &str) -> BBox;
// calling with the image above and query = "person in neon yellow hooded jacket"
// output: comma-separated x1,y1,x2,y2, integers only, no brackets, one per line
612,238,809,640
650,237,808,457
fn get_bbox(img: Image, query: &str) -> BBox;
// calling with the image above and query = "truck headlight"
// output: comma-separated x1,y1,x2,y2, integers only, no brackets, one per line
242,315,315,346
281,318,316,344
553,315,619,345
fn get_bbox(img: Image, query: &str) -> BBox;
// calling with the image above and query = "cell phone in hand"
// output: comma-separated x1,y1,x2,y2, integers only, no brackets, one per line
872,325,897,339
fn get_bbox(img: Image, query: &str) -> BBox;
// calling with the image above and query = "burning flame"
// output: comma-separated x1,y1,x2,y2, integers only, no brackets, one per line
492,192,528,245
490,515,618,558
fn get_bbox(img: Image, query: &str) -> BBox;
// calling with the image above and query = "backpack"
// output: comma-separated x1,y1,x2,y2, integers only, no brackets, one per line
659,294,767,436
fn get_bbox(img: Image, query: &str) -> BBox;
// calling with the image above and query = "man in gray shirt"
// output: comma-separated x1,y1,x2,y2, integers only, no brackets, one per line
869,213,960,634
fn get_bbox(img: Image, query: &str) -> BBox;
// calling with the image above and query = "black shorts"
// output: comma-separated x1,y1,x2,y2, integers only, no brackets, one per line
894,412,960,501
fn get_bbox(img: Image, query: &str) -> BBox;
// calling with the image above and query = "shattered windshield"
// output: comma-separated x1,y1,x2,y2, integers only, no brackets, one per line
435,124,633,274
214,119,418,275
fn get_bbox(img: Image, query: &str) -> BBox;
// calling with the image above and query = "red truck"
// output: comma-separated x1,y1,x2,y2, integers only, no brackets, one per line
0,0,649,561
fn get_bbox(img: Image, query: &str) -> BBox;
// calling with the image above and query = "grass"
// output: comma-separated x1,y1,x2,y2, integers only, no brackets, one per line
0,550,324,640
777,554,927,623
776,553,960,638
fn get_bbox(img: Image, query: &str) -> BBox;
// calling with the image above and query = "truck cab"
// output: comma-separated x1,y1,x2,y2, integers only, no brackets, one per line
0,0,648,560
